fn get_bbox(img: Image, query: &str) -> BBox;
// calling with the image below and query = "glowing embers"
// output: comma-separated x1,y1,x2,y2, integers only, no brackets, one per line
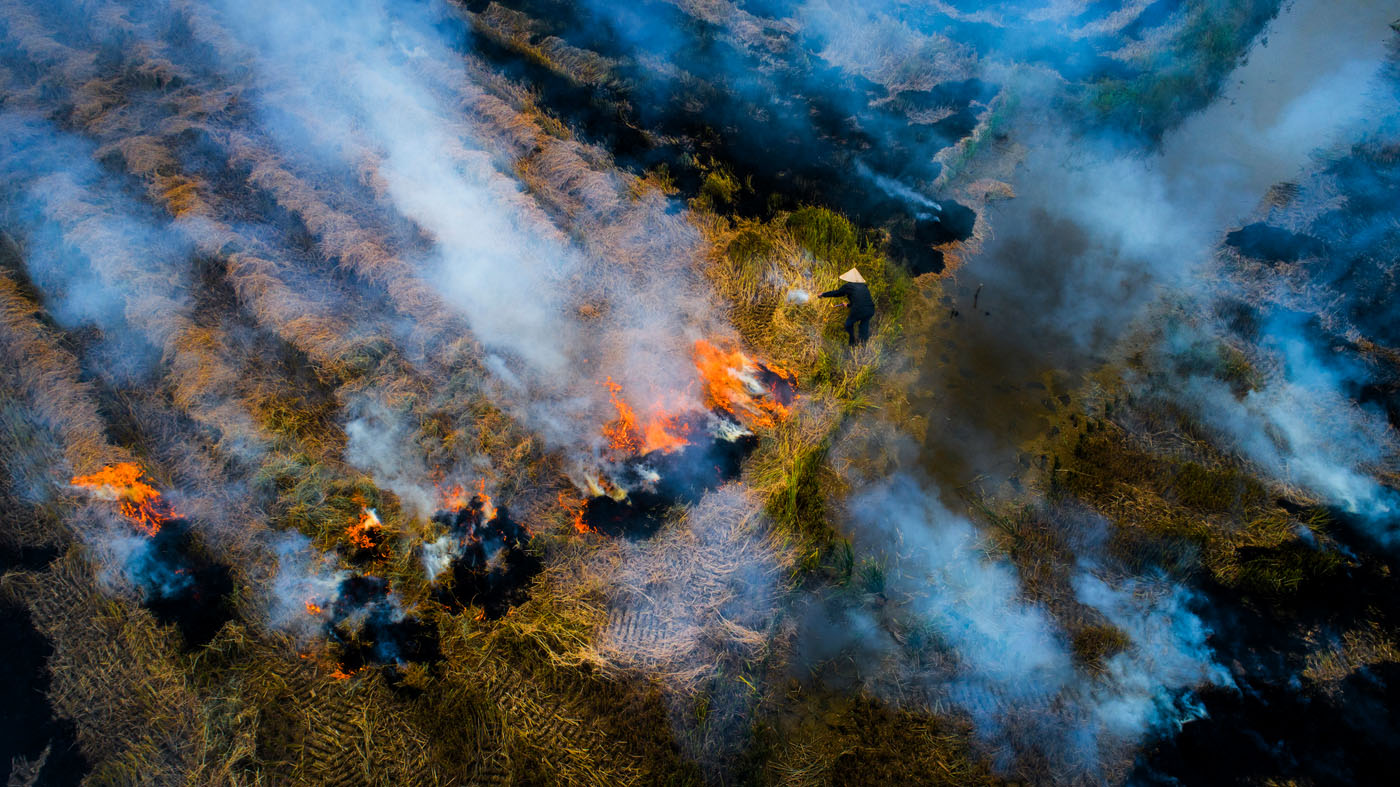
423,491,540,619
306,574,440,678
70,462,177,536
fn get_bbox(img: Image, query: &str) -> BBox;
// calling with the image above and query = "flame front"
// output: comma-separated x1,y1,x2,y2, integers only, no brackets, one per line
602,377,641,453
602,377,691,456
560,492,593,534
438,479,496,521
693,338,796,429
347,507,382,549
474,479,496,521
70,462,176,536
595,341,794,461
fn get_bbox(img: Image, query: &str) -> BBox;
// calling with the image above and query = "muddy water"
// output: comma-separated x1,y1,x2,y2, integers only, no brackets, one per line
914,0,1398,496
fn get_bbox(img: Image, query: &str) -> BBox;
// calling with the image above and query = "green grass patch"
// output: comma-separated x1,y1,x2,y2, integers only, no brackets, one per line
1083,0,1283,139
1233,539,1345,598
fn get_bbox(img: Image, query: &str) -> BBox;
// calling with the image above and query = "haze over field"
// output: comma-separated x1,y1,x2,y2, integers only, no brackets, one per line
1,1,1398,785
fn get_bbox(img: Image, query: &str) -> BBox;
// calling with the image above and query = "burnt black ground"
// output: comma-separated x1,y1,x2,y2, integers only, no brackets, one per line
1225,222,1328,263
1133,507,1400,785
582,427,759,538
430,503,542,619
132,518,235,648
0,545,90,786
329,575,443,673
454,0,985,273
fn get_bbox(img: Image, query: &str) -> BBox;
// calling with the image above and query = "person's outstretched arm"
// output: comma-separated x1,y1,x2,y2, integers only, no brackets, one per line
818,284,851,299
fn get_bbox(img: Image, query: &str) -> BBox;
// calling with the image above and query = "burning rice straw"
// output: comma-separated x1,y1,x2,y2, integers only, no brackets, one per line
71,462,178,536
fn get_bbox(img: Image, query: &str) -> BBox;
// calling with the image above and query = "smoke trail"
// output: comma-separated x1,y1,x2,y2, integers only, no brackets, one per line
1071,570,1234,748
0,111,264,593
0,110,180,379
808,4,1399,779
1174,314,1400,533
843,474,1229,774
914,1,1399,500
192,0,727,466
2,103,380,637
855,161,942,220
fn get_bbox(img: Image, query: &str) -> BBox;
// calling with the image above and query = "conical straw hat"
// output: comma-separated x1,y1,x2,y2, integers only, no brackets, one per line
838,267,865,284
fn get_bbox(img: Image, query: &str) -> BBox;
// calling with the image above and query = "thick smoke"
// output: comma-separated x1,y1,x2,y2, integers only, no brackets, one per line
0,0,766,650
844,475,1231,774
534,1,1400,771
4,0,1397,780
197,0,725,463
1071,571,1233,745
919,0,1400,505
0,111,270,613
0,104,351,632
801,3,1400,777
848,475,1072,729
1169,317,1400,532
211,0,576,375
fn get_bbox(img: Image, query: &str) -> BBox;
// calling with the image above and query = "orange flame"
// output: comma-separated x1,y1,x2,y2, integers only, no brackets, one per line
602,377,691,455
602,377,641,453
70,462,176,536
305,601,323,615
693,339,795,429
437,479,497,521
591,340,793,476
642,408,690,454
475,479,496,521
439,482,470,512
347,507,381,550
559,492,594,534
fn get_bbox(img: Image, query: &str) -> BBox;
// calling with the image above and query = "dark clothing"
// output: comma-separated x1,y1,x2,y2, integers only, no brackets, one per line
819,282,875,345
844,313,871,346
818,282,875,318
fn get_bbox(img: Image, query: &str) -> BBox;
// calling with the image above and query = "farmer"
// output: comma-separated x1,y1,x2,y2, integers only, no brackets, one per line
819,267,875,346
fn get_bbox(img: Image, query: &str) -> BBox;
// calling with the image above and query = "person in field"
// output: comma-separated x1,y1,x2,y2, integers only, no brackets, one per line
819,267,875,346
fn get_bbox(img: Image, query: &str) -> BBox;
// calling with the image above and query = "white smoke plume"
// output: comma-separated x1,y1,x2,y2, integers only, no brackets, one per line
843,475,1231,774
1072,571,1234,745
193,0,728,467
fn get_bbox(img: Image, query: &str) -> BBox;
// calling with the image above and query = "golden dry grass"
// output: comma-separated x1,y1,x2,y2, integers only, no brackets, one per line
0,0,1293,783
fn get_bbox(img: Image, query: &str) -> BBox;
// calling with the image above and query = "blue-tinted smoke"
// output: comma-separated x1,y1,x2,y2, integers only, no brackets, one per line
849,475,1231,772
1174,312,1400,538
1073,571,1233,744
0,110,181,381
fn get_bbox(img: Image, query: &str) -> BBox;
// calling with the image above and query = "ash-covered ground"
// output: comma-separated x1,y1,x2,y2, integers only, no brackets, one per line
1,1,1398,785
